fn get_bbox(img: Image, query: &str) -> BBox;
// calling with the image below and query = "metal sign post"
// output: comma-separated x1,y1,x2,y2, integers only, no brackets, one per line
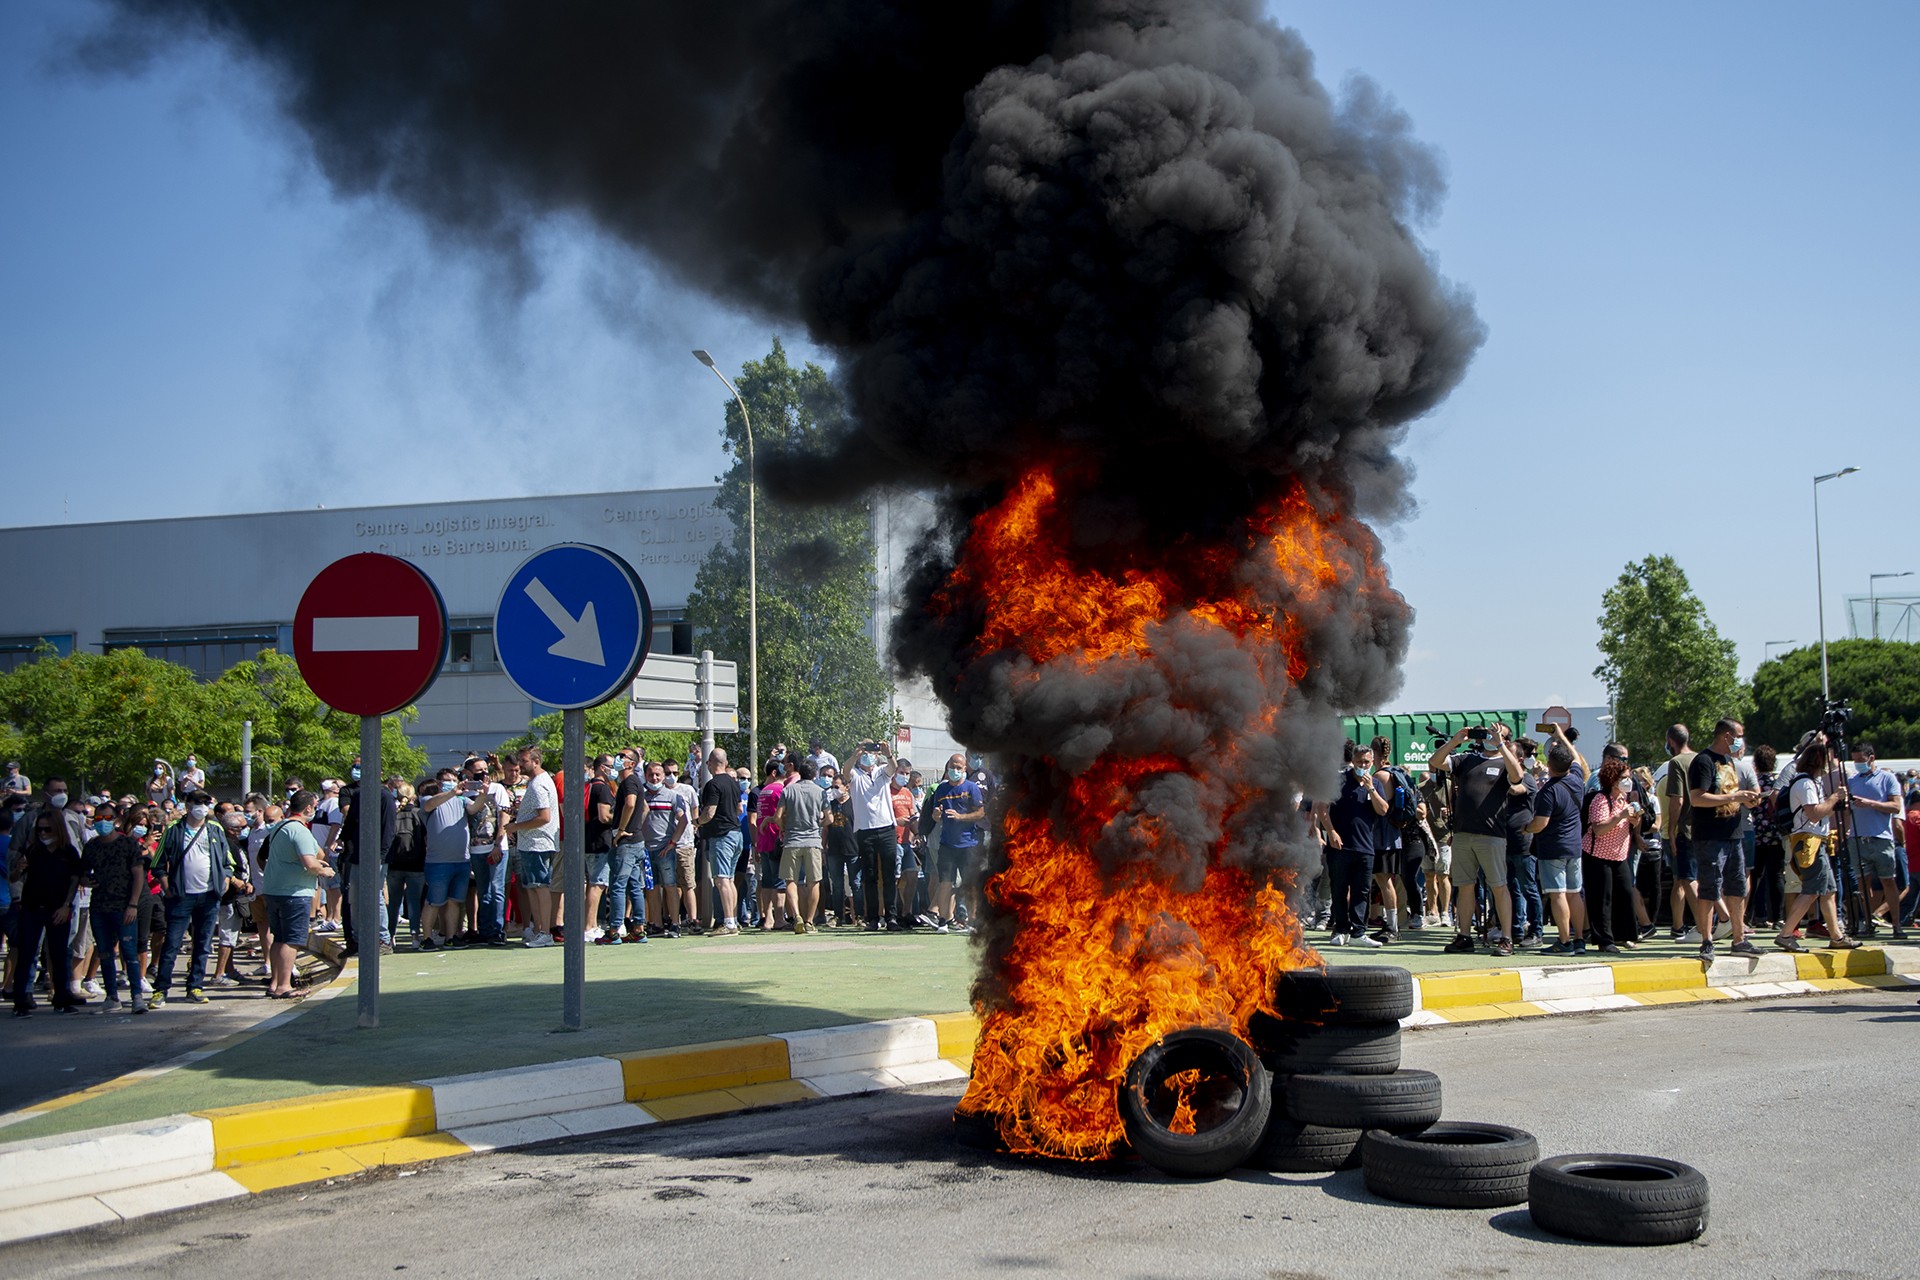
357,715,382,1028
561,708,587,1031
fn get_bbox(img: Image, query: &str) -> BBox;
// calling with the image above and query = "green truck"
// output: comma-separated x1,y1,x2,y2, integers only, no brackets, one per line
1339,710,1532,778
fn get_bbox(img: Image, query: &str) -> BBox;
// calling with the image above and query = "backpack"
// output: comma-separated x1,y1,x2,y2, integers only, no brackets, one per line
390,803,425,873
466,794,500,846
1381,766,1419,830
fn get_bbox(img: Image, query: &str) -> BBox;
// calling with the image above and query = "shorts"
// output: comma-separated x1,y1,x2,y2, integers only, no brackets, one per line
779,843,824,885
1693,837,1747,901
1795,848,1837,897
1537,856,1583,894
896,841,921,875
649,845,679,889
217,900,245,948
267,894,311,948
674,844,696,893
587,853,611,888
760,845,786,891
1450,832,1507,888
1853,835,1898,881
519,849,554,889
1668,834,1697,882
1423,843,1453,876
708,829,743,879
425,860,473,905
931,836,977,886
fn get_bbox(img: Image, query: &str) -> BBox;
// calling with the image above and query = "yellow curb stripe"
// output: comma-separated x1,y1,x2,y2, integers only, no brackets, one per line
1417,971,1524,1009
724,1080,822,1108
1792,950,1892,980
1430,1004,1511,1022
224,1150,369,1194
640,1089,765,1122
1490,1002,1553,1018
926,1012,980,1064
334,1132,472,1169
198,1085,437,1169
613,1037,791,1102
1629,989,1705,1006
1608,959,1707,994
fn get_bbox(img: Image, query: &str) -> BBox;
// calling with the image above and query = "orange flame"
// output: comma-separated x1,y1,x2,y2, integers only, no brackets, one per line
945,460,1389,1160
1162,1068,1204,1136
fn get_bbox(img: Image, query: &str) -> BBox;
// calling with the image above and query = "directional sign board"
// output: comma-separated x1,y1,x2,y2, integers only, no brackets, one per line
495,543,652,710
627,651,739,733
293,554,449,716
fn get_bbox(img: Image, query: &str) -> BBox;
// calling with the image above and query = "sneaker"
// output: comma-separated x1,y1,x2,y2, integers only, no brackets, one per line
1571,940,1587,955
1597,943,1624,955
865,922,883,933
1638,923,1659,941
187,988,209,1004
1369,929,1397,945
1493,939,1513,957
418,937,442,952
131,999,148,1015
1403,916,1424,932
83,980,104,998
1356,934,1384,948
1443,934,1475,954
1327,933,1349,947
1699,943,1716,963
1540,940,1575,956
214,975,240,988
1729,939,1761,957
952,920,975,935
1712,920,1733,941
661,927,681,940
1826,936,1861,950
585,927,605,942
379,943,395,955
443,935,470,950
147,994,166,1010
595,934,623,946
527,933,555,948
1892,927,1910,941
550,927,566,944
1677,927,1703,944
521,926,535,944
717,925,741,937
914,913,938,930
1775,934,1806,952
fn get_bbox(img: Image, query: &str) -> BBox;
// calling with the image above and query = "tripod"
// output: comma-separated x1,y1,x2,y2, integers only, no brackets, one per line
1820,722,1875,938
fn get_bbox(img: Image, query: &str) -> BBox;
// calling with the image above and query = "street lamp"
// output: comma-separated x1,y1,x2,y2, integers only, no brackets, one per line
1813,467,1860,701
1764,639,1798,662
692,349,758,772
1869,572,1914,640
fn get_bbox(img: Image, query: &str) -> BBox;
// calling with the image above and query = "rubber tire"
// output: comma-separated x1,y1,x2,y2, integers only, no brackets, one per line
1360,1122,1537,1208
1244,1112,1362,1173
1283,1069,1442,1133
952,1109,1007,1153
1271,966,1415,1023
1118,1029,1273,1178
1528,1153,1710,1246
1251,1019,1401,1076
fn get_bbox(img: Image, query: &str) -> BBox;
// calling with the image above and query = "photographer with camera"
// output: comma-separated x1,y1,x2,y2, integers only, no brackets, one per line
1316,739,1390,947
1844,742,1907,939
1775,735,1860,952
1685,718,1763,961
1431,722,1522,957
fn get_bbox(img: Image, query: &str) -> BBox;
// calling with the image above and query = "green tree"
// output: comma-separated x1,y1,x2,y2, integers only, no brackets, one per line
1749,639,1920,757
0,647,221,795
684,339,894,763
1594,555,1751,761
208,649,426,791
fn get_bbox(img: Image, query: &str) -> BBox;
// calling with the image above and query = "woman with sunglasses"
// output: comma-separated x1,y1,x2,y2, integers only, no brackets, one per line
10,810,84,1015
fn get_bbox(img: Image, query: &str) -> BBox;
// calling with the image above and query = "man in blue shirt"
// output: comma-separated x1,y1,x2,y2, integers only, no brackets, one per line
924,752,985,935
1523,728,1589,955
1845,742,1906,939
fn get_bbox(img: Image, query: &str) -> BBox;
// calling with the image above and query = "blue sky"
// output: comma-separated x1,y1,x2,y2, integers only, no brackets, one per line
2,1,1914,713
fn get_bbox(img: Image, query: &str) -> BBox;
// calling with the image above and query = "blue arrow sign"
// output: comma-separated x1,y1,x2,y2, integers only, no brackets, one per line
494,543,653,710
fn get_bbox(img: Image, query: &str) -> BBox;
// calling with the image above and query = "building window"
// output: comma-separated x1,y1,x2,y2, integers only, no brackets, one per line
0,633,75,675
102,625,280,681
445,617,499,673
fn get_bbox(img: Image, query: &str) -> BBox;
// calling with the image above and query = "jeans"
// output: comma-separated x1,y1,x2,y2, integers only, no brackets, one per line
11,905,76,1008
825,839,860,918
157,890,222,996
857,826,898,924
92,909,143,1003
1327,847,1375,938
609,842,651,932
1900,858,1919,926
386,868,426,939
1506,848,1541,937
341,864,391,948
471,849,509,941
1750,841,1786,925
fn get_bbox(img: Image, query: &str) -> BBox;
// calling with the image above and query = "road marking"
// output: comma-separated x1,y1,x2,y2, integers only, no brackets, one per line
311,616,419,652
525,578,605,666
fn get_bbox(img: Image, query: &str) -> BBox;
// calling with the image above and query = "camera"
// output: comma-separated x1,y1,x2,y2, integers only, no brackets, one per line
1465,727,1490,743
1820,698,1851,738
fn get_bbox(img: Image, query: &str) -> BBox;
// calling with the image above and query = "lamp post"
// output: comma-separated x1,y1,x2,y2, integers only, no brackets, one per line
1763,639,1798,663
692,349,758,772
1813,467,1860,701
1868,571,1914,641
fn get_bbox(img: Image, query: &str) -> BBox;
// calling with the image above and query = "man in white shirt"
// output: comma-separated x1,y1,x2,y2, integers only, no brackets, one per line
1775,736,1860,953
846,740,902,932
505,746,560,947
310,780,345,932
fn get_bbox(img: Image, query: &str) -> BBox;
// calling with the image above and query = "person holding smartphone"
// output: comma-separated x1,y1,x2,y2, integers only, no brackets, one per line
1431,723,1523,956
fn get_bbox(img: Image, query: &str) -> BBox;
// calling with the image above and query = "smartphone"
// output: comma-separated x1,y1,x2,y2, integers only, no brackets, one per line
1533,722,1553,734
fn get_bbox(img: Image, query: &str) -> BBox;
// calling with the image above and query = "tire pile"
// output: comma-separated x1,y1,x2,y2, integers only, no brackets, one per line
957,965,1709,1247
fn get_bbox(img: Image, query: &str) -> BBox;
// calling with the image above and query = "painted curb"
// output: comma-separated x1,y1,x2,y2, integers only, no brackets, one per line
4,946,1915,1246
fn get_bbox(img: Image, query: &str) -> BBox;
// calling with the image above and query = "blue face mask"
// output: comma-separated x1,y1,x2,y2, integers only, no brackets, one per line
857,753,876,769
350,766,361,781
1854,761,1873,775
440,780,457,793
94,819,115,836
948,767,964,783
132,824,149,838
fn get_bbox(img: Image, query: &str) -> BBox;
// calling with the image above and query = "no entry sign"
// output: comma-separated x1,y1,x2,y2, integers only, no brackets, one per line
293,554,449,716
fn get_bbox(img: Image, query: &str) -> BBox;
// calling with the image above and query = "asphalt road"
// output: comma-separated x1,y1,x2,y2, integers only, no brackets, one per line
10,991,1919,1280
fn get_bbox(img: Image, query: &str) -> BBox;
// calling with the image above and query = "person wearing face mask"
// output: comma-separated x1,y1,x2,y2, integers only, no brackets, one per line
146,760,173,810
152,790,246,1007
3,761,29,797
923,752,986,934
888,760,924,927
176,754,206,800
259,790,335,997
845,741,903,931
1844,742,1906,939
81,802,152,1011
10,808,85,1014
1317,740,1391,948
34,776,89,852
1682,718,1762,961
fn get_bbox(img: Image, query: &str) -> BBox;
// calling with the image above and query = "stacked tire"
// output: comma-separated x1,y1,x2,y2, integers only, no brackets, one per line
1247,966,1436,1174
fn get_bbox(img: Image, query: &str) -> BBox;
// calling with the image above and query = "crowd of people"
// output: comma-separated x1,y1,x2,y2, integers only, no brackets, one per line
1310,719,1920,961
0,737,999,1016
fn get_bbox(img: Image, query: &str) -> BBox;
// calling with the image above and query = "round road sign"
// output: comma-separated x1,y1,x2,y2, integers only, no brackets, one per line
494,543,652,711
293,554,449,716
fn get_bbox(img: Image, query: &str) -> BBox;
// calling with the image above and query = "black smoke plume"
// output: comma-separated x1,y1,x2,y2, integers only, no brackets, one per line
91,0,1481,993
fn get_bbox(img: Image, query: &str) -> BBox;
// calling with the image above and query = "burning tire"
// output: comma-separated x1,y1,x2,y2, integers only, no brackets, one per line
1119,1029,1273,1178
1359,1122,1537,1208
1244,1112,1362,1173
1250,1019,1401,1076
1282,1069,1441,1133
1271,966,1415,1024
952,1108,1008,1153
1528,1154,1710,1246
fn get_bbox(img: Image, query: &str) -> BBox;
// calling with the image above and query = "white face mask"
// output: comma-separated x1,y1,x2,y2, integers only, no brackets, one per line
48,793,68,809
132,824,149,838
188,804,210,822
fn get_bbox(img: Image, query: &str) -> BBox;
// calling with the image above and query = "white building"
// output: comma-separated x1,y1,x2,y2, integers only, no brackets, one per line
0,486,963,772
